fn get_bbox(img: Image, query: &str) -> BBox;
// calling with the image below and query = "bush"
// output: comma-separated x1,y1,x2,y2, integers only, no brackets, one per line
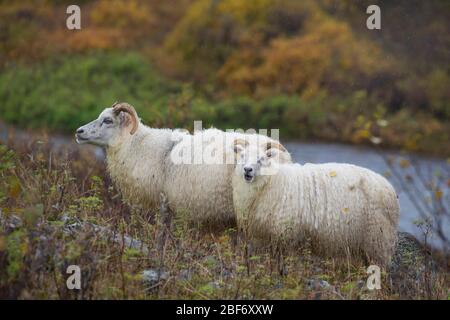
0,52,181,132
0,50,448,156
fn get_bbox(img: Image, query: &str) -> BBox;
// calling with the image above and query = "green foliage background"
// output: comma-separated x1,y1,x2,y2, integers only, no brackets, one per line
0,0,449,155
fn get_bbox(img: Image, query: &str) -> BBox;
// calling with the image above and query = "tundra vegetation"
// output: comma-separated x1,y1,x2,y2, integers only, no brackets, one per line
0,136,448,299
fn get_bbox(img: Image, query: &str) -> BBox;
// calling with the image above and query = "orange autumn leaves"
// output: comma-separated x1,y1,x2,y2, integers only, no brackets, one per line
165,0,393,98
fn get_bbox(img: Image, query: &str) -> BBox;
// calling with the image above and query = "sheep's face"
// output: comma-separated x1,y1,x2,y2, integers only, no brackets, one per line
235,145,280,183
75,107,133,147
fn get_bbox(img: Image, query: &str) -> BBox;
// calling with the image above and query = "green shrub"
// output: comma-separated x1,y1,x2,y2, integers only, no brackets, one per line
0,52,181,132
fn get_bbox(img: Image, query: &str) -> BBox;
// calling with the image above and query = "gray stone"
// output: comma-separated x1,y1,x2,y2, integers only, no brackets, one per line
389,231,439,298
142,269,169,287
208,280,222,289
306,278,331,290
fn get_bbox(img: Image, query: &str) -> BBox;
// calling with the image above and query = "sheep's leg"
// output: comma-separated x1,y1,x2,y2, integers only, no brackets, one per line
276,243,287,276
243,240,252,275
364,208,397,267
156,193,173,278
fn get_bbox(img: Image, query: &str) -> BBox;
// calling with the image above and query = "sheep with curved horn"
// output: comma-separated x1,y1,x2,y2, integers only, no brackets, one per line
75,102,292,230
232,140,400,266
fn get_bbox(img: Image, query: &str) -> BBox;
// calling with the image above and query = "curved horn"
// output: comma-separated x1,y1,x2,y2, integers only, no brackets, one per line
113,102,138,135
264,141,287,152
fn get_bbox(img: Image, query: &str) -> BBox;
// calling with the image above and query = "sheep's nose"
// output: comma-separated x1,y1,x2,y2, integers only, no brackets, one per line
244,167,253,173
76,128,84,134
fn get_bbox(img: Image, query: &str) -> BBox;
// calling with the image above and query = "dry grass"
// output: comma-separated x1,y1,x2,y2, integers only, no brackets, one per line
0,137,448,300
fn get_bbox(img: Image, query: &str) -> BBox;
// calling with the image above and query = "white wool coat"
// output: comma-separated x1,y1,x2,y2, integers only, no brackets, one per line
107,125,292,230
232,162,400,265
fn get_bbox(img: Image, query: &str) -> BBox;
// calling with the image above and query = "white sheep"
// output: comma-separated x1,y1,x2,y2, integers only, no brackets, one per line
75,102,292,230
232,142,400,266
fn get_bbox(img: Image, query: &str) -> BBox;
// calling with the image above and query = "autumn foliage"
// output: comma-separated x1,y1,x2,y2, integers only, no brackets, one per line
0,0,449,155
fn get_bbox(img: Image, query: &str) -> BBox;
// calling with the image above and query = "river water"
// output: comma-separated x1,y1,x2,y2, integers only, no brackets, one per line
1,122,448,248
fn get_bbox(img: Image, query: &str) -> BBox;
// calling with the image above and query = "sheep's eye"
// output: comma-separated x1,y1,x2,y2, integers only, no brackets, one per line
102,118,113,125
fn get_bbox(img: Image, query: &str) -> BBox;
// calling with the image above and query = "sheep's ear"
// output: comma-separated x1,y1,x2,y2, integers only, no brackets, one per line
233,144,245,154
264,141,287,153
233,139,249,154
118,111,131,128
113,102,138,134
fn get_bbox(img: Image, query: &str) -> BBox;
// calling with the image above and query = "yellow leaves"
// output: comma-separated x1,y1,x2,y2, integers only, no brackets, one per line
169,0,392,97
20,241,29,255
351,115,376,144
329,171,337,177
217,234,230,245
353,129,371,141
404,134,421,152
341,208,349,214
399,159,410,168
7,176,21,200
90,0,155,29
61,28,125,52
217,0,272,25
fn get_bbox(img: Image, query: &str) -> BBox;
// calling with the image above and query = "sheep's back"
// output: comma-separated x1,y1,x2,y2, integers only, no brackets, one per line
165,129,292,230
236,162,399,263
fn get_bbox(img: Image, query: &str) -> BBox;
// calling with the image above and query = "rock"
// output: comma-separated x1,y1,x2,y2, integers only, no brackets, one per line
0,211,149,255
357,280,366,290
272,281,284,290
313,266,323,273
318,280,330,289
207,280,222,290
142,269,169,288
60,214,149,255
221,269,232,279
0,211,23,231
306,278,331,290
389,231,439,298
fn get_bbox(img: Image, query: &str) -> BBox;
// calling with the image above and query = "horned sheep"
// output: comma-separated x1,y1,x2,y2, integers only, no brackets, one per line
232,142,400,266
